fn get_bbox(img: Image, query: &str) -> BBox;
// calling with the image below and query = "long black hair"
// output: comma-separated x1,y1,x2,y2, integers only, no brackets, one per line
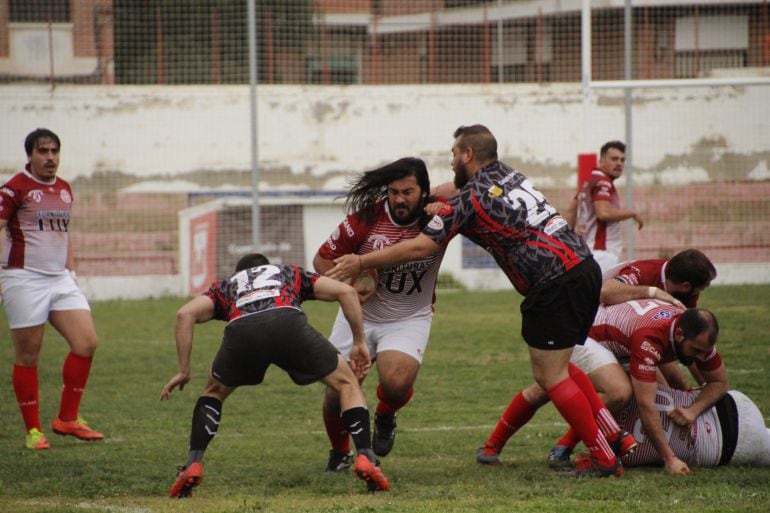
345,157,430,225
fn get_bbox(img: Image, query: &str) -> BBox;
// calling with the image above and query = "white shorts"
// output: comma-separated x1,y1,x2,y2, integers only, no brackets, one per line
591,250,620,276
570,338,620,374
730,390,770,466
1,269,90,329
329,309,432,365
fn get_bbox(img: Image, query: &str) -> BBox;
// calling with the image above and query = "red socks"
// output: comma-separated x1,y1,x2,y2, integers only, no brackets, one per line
13,364,41,432
567,363,620,437
547,377,616,466
58,353,93,421
375,384,413,416
323,406,351,453
485,391,539,451
325,385,414,453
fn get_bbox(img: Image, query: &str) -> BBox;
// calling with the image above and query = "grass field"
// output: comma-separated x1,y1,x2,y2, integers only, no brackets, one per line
1,285,768,513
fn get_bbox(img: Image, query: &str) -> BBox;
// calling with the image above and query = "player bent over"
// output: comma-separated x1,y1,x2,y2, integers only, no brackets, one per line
477,304,727,476
161,253,388,497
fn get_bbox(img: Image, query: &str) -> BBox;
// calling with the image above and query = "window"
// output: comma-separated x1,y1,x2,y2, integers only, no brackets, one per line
9,0,70,23
674,15,748,78
307,56,358,85
491,23,552,83
446,0,490,8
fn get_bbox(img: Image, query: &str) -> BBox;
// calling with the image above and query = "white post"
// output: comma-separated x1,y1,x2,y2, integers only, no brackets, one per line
624,0,634,259
581,0,592,150
497,0,504,83
248,0,260,251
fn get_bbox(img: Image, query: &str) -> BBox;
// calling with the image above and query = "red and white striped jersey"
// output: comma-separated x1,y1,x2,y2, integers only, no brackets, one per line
318,200,444,323
618,385,722,467
575,169,622,256
590,300,722,382
0,170,73,274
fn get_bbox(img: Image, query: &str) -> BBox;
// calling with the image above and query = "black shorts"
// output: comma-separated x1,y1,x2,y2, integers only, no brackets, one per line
520,257,601,350
211,308,340,387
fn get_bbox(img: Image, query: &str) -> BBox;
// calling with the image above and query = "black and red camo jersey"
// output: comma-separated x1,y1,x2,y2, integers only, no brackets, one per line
204,263,319,323
422,161,592,295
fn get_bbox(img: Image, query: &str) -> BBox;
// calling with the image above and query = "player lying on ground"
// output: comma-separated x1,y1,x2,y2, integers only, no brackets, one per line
477,302,728,476
618,385,770,467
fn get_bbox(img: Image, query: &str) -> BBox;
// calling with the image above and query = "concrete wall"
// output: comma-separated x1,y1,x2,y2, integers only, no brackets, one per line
1,83,768,299
3,83,769,184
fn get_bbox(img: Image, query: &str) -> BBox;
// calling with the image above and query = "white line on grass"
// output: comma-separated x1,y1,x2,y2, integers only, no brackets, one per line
20,501,150,513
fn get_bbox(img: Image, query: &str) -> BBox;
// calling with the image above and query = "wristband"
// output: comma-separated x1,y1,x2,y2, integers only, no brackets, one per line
648,286,656,299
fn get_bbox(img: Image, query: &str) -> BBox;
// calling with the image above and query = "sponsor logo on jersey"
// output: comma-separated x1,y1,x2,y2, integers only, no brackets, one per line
60,189,72,204
235,288,280,308
342,219,355,237
0,187,14,197
37,210,70,219
28,189,44,203
331,226,340,240
544,215,567,235
427,215,444,231
368,234,390,251
487,185,503,198
640,341,662,360
387,260,433,272
638,364,656,372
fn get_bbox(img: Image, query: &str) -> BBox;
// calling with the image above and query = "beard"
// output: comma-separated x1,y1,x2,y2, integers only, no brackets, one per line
671,288,694,304
453,165,469,189
391,201,422,226
673,339,695,366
